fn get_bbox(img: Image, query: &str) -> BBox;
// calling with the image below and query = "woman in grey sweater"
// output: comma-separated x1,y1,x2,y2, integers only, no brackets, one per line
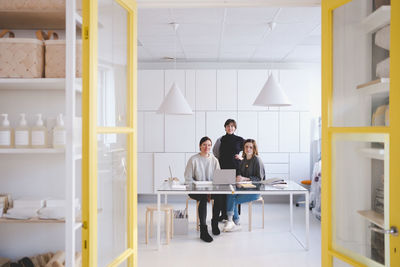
223,139,265,232
184,136,223,242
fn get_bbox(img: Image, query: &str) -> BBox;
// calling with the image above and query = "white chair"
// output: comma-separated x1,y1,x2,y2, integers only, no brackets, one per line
248,196,264,231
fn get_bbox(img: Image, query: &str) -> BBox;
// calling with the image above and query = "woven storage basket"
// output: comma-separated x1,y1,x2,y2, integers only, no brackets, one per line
0,33,44,78
0,0,64,10
45,40,82,78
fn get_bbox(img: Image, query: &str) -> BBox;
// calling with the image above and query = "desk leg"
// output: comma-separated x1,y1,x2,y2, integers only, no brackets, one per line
157,193,161,250
290,193,293,232
305,192,309,250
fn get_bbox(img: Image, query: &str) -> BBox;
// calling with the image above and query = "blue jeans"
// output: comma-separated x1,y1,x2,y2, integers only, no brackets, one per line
227,194,260,222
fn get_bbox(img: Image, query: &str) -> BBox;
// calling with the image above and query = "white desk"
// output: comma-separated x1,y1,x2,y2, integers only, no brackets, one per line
156,181,309,250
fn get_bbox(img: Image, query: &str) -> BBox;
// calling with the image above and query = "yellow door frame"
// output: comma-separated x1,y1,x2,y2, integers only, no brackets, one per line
82,0,138,266
322,0,400,266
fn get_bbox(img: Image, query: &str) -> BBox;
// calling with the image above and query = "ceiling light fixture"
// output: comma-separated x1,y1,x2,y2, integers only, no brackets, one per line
253,73,291,107
157,23,193,115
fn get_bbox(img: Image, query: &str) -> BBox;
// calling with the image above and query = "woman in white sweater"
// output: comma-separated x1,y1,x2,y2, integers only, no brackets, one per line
184,136,223,242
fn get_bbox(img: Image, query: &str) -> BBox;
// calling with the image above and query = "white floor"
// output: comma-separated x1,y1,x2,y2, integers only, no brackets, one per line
138,201,321,267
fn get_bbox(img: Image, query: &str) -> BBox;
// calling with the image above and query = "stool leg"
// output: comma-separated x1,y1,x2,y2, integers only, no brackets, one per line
196,200,199,231
170,208,174,238
165,211,170,244
261,199,265,229
248,202,252,232
145,210,149,244
150,210,154,238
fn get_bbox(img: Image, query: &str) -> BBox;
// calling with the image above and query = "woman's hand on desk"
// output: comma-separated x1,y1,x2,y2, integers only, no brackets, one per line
236,175,250,182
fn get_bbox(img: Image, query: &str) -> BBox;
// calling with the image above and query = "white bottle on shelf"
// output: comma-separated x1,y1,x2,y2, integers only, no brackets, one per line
31,114,47,148
15,113,30,148
0,114,13,148
53,114,66,149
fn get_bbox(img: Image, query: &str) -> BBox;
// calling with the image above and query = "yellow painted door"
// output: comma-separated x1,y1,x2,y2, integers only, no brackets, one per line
322,0,399,266
82,0,137,266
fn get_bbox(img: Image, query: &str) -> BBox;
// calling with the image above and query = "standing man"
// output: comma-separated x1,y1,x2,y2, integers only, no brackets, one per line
213,119,244,221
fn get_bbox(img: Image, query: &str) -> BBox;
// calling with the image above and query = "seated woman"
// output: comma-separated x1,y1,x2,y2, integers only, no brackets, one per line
223,139,265,232
184,136,224,242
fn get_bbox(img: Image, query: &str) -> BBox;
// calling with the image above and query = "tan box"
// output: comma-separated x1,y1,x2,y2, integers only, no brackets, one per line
0,35,44,78
44,40,82,78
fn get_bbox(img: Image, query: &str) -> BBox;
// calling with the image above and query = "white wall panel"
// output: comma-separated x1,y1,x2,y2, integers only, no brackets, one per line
217,70,237,110
138,153,153,194
186,70,196,110
154,153,186,192
165,70,185,95
144,112,164,152
259,153,289,163
279,112,300,152
300,112,311,152
138,70,164,110
290,153,310,183
279,69,311,111
165,115,196,152
265,164,289,174
206,111,237,147
258,112,278,152
185,153,197,164
237,112,258,140
195,70,217,110
238,69,268,111
137,112,144,152
195,112,206,147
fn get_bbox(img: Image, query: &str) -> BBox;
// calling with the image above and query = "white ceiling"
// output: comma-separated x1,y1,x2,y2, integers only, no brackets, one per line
138,7,321,63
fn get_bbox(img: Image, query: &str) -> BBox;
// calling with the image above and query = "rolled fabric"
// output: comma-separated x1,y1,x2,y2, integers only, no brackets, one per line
375,25,390,50
376,57,390,78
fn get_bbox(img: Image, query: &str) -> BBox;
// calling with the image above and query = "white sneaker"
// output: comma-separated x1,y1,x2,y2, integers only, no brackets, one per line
223,221,242,232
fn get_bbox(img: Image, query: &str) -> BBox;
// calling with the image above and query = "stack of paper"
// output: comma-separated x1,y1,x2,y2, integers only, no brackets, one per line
263,178,287,185
193,181,212,186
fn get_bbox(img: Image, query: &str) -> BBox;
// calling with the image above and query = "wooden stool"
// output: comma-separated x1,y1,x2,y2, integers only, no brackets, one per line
186,197,214,231
248,196,264,232
145,204,173,244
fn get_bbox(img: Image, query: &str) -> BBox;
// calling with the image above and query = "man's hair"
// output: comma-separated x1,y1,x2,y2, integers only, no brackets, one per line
224,119,237,129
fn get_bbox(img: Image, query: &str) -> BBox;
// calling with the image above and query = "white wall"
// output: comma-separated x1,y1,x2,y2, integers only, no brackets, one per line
137,68,321,193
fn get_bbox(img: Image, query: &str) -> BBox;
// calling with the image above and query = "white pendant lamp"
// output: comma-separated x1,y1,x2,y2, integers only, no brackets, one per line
157,82,193,114
253,73,291,107
157,22,193,115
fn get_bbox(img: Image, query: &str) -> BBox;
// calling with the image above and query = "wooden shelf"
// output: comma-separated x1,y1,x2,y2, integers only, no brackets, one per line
0,148,65,154
361,5,390,34
0,78,82,93
358,210,384,229
0,11,82,30
356,78,389,96
360,148,385,160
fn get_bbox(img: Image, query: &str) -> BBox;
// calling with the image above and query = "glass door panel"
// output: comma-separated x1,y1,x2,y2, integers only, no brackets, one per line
332,0,390,127
332,133,389,266
98,0,128,128
97,133,128,266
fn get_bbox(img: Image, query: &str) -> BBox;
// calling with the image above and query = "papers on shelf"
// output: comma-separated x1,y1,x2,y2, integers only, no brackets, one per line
171,184,187,190
262,177,287,186
193,181,212,186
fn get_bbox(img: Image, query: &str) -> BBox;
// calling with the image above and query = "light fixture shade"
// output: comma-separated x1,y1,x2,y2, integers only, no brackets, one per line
253,74,291,107
157,82,193,115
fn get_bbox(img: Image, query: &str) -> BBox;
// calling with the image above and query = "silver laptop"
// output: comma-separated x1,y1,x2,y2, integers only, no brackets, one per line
212,169,236,184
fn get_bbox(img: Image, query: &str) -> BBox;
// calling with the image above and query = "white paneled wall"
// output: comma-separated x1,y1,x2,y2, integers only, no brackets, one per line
137,68,320,193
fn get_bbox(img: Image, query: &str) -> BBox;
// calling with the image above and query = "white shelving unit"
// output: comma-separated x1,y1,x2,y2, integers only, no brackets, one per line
357,78,389,96
0,1,81,266
361,5,391,34
0,78,82,93
360,148,385,160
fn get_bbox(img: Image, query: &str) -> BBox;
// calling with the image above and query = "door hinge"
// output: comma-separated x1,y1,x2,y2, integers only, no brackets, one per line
84,26,89,40
83,221,88,229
